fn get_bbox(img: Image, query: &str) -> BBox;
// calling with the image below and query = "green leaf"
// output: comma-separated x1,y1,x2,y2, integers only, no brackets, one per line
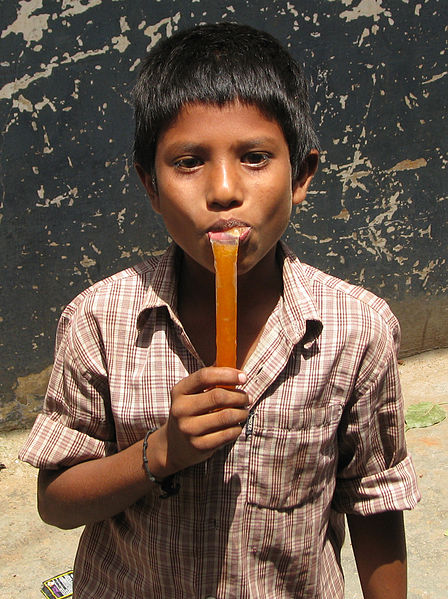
405,402,446,431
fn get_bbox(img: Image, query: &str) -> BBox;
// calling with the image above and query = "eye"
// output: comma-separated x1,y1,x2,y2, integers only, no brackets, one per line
173,156,203,170
241,151,271,166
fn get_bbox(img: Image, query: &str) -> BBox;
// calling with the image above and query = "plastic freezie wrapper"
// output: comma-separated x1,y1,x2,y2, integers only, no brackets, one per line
210,232,239,368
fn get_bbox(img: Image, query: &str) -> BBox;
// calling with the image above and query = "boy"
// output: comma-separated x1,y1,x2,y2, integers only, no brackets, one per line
20,23,420,598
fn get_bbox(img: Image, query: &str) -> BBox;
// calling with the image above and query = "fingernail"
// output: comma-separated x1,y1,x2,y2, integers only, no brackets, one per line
238,372,247,384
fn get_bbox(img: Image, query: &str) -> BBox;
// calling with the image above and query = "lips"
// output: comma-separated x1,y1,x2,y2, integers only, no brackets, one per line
208,219,251,243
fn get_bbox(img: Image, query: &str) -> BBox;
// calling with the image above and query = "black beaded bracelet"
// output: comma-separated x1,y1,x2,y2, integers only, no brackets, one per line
142,428,180,499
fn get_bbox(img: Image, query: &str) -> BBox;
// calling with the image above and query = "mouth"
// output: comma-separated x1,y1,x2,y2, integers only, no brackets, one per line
207,219,251,243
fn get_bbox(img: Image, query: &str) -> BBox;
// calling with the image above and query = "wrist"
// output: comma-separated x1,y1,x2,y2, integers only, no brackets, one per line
142,428,180,498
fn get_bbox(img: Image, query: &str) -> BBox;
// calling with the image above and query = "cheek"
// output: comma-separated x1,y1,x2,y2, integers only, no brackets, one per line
265,183,293,220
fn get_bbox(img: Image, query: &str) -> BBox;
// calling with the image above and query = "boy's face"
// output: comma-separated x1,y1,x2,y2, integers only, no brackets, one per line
137,101,317,276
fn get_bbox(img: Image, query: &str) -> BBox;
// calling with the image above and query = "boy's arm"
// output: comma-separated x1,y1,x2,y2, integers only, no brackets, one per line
347,510,407,599
38,437,158,529
38,367,248,529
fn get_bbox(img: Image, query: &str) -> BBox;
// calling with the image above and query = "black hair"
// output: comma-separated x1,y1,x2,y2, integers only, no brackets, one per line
132,22,319,181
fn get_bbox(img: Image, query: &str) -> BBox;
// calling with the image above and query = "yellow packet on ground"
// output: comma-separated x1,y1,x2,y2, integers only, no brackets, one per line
41,570,73,598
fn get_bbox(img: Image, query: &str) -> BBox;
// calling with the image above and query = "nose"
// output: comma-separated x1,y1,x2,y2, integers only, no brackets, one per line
206,160,243,210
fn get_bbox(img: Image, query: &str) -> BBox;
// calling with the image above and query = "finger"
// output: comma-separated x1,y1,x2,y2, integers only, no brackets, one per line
173,367,247,397
204,386,249,412
171,386,249,419
179,407,249,437
188,425,246,453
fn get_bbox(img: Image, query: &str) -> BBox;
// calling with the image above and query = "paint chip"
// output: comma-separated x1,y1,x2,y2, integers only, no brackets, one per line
389,158,427,172
14,365,53,405
340,0,390,23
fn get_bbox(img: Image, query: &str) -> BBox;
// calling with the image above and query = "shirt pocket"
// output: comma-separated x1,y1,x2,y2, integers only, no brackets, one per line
246,404,341,510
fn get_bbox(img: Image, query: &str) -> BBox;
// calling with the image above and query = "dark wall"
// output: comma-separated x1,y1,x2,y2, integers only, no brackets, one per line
1,0,446,430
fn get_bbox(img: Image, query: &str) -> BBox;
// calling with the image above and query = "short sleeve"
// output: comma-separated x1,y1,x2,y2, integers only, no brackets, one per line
19,297,117,469
332,316,421,515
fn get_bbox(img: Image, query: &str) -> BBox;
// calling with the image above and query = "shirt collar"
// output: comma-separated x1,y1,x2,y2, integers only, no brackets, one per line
136,241,323,349
136,244,180,331
277,241,323,349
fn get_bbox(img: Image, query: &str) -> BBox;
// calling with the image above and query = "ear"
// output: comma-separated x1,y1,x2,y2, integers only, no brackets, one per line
135,163,161,214
292,149,319,206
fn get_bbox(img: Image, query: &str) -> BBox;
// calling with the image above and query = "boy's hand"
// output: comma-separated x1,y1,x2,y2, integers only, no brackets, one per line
153,367,249,477
36,371,248,529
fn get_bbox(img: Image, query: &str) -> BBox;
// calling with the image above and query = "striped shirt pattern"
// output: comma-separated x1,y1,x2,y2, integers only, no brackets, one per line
20,242,420,598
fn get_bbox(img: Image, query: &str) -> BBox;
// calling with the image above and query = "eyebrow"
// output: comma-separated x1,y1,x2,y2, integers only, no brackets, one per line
239,137,280,148
164,142,206,155
164,137,281,156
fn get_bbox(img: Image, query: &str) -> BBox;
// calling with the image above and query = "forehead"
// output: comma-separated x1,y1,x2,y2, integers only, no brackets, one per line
157,100,288,150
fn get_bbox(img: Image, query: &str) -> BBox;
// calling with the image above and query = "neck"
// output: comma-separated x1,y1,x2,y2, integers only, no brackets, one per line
238,246,283,310
178,244,283,313
177,250,215,314
176,244,283,367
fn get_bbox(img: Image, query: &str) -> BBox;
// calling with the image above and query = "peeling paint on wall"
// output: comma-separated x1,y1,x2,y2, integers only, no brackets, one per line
339,0,393,24
1,0,50,45
389,158,427,172
0,365,52,431
0,0,446,430
14,365,52,405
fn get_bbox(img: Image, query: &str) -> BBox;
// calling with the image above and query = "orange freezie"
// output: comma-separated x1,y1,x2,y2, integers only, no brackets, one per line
210,231,240,368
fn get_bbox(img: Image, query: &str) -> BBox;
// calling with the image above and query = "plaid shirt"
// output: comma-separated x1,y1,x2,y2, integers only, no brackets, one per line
20,242,420,598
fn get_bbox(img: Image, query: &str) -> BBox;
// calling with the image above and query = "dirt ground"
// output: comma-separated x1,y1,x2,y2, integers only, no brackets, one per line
1,349,447,598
